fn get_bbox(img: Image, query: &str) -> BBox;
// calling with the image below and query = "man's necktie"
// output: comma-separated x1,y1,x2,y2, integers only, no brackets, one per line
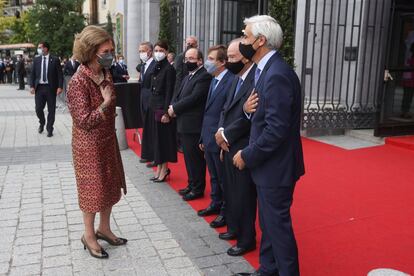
254,67,261,86
141,63,146,81
232,77,244,102
208,78,219,103
42,57,47,82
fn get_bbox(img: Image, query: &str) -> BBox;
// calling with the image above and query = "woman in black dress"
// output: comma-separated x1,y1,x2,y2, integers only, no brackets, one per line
148,40,177,181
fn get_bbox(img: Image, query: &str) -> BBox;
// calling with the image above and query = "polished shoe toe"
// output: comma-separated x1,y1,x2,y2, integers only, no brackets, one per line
227,245,256,256
219,232,236,240
178,186,191,195
182,191,203,201
197,206,220,217
47,131,53,137
210,215,226,228
38,125,44,134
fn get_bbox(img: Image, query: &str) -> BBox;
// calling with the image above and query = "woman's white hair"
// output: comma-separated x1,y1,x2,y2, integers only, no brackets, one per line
244,15,283,50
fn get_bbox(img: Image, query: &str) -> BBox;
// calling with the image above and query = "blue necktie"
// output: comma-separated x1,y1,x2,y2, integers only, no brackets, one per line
208,78,219,102
254,67,261,86
232,78,243,101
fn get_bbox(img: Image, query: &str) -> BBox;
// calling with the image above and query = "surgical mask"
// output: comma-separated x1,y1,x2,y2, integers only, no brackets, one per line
204,60,217,75
154,52,166,62
96,53,113,69
37,48,43,56
118,59,124,64
140,52,149,63
185,61,198,72
225,60,245,75
239,38,259,60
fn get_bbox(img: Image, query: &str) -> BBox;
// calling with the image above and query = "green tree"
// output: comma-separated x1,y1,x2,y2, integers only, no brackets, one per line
268,0,296,66
105,12,113,39
0,0,15,44
26,0,85,58
158,0,175,53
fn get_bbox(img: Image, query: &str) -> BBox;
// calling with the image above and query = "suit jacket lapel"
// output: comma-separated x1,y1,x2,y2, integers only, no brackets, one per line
227,65,256,111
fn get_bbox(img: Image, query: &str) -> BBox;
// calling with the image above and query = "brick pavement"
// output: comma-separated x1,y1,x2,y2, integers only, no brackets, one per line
0,84,254,276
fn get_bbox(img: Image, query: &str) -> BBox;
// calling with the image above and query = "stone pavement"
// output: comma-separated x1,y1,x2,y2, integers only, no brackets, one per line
0,84,254,276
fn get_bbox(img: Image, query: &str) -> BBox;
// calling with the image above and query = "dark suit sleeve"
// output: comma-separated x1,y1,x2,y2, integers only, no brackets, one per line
164,66,176,112
30,59,36,88
57,59,63,89
223,114,251,145
173,74,210,115
241,73,293,168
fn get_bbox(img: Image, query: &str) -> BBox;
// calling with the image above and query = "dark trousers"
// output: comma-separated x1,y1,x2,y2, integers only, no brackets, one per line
18,74,25,89
223,151,256,248
35,84,56,132
257,185,299,276
180,133,206,194
402,87,414,114
204,150,224,214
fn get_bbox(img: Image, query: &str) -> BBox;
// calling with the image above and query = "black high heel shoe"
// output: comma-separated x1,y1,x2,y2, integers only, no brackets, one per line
153,168,171,182
81,235,109,259
150,174,160,181
95,230,128,246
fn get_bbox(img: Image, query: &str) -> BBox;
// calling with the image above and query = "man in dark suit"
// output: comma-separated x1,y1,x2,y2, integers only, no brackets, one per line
16,55,26,90
30,41,63,137
233,15,305,276
138,42,157,166
198,45,235,228
168,48,212,201
111,55,130,83
215,38,257,257
173,36,198,95
63,56,80,78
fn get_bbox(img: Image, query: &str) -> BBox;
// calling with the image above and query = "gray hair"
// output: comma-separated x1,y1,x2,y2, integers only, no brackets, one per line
244,15,283,50
140,41,153,51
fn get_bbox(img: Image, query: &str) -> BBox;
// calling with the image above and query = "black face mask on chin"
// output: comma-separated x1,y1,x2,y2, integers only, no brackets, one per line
225,60,245,75
239,37,260,60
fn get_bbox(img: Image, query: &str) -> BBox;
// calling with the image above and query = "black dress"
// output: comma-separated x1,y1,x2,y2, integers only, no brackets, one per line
147,58,177,165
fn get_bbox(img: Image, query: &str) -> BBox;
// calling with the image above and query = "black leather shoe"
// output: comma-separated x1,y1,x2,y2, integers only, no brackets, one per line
38,125,44,134
178,186,191,195
227,245,256,256
210,215,226,228
197,206,220,217
47,131,53,137
219,232,236,240
146,162,156,168
139,159,148,163
182,191,203,201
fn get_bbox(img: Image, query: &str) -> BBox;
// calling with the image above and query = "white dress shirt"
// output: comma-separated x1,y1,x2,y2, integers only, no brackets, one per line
39,54,50,84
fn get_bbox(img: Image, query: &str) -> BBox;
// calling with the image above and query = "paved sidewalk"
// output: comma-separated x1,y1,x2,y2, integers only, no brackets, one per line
0,84,254,276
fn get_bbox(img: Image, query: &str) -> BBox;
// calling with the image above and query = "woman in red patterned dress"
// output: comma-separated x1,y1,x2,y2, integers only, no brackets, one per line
67,25,127,259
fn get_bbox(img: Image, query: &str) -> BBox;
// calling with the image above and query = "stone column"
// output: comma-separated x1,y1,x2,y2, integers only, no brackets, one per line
125,0,160,80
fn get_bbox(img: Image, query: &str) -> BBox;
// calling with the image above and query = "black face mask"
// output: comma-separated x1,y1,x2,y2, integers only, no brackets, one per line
186,44,195,50
239,38,259,60
185,61,198,72
225,60,245,75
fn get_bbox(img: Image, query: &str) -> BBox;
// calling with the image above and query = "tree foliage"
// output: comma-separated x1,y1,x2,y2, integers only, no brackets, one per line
268,0,296,66
0,0,15,44
158,0,175,53
105,12,113,39
25,0,85,58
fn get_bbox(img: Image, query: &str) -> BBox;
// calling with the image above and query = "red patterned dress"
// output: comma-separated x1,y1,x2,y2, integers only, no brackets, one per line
67,65,127,213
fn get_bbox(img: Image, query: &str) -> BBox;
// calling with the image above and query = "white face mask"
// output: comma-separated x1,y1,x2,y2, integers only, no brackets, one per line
140,52,149,63
37,48,43,56
154,52,166,62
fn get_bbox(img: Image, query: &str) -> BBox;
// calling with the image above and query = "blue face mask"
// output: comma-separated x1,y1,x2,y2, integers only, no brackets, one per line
204,59,217,75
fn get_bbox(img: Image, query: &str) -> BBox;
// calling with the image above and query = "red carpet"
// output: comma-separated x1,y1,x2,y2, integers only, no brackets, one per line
126,129,414,276
386,135,414,151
